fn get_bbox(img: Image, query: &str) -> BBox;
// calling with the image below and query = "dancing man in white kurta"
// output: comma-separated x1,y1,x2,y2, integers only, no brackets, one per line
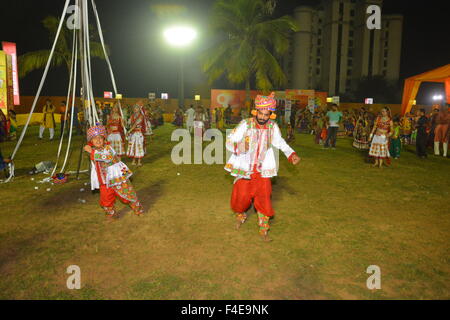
225,92,301,242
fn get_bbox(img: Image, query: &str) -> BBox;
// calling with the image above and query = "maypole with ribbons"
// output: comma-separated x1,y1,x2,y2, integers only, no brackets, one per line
3,0,125,184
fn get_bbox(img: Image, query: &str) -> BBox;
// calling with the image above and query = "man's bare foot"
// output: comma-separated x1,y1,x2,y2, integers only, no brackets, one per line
259,231,272,242
105,214,116,222
235,214,247,230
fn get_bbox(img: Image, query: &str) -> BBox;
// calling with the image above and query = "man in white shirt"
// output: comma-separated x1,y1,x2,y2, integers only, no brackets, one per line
225,92,300,242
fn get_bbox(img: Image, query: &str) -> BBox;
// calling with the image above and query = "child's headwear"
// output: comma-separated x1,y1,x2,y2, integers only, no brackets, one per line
252,92,277,119
87,124,107,141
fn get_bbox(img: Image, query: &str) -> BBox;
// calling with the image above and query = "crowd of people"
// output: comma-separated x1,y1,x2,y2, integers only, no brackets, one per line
172,101,450,165
281,103,450,164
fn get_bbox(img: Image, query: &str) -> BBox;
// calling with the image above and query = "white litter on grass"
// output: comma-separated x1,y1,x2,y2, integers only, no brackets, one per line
30,178,35,181
34,186,39,190
46,188,51,192
37,177,52,184
80,188,85,192
177,173,181,176
78,199,86,204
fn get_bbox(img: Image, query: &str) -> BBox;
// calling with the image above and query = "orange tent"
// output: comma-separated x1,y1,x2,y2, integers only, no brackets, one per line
400,64,450,115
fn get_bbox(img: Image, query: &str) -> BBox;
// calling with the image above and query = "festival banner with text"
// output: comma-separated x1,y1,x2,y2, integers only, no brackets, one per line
2,42,20,105
0,51,8,114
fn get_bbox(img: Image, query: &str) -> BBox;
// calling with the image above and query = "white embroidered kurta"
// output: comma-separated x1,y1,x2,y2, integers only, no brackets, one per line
225,118,296,179
90,145,133,190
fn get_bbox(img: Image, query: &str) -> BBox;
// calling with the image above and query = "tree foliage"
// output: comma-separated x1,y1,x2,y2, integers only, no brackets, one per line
201,0,299,94
18,16,108,78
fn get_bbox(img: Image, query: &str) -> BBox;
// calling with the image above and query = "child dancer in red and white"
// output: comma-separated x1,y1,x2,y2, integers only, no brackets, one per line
84,125,144,220
127,103,147,166
106,104,126,160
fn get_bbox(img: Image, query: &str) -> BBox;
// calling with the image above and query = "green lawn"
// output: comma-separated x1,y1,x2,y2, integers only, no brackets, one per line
0,124,449,300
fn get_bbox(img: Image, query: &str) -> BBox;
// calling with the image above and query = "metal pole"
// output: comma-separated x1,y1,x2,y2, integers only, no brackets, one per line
179,54,184,108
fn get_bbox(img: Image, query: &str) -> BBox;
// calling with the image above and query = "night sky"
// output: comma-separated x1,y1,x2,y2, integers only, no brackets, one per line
0,0,448,104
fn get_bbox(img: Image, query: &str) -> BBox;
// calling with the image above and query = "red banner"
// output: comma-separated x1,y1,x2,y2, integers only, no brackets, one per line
2,42,20,105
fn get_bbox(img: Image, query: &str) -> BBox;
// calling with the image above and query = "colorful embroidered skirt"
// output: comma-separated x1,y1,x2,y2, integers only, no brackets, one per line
369,135,390,159
107,133,125,156
127,132,145,159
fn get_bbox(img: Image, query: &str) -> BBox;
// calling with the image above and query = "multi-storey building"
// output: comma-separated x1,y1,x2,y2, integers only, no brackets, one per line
284,0,403,96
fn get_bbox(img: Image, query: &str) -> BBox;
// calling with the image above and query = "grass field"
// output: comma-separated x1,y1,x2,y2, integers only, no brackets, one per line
0,124,449,300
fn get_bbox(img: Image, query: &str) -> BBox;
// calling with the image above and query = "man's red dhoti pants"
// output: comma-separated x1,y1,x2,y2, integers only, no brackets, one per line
231,172,275,217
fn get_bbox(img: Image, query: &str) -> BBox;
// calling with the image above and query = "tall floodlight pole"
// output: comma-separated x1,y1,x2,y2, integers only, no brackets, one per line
179,55,184,108
163,26,197,107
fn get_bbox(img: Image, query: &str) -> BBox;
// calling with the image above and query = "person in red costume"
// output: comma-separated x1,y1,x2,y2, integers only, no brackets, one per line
106,104,126,160
84,124,144,221
225,92,301,242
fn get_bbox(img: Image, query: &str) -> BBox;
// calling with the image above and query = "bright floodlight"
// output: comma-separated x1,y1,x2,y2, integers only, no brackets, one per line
164,26,197,47
432,95,443,100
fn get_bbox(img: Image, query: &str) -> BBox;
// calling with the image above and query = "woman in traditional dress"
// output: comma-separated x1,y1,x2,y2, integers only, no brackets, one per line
369,107,394,168
172,107,184,128
215,106,224,130
106,104,126,160
39,99,56,140
127,104,147,166
193,106,206,141
353,114,370,150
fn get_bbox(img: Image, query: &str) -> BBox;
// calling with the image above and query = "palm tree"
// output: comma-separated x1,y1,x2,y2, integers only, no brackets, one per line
18,16,108,78
201,0,299,102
